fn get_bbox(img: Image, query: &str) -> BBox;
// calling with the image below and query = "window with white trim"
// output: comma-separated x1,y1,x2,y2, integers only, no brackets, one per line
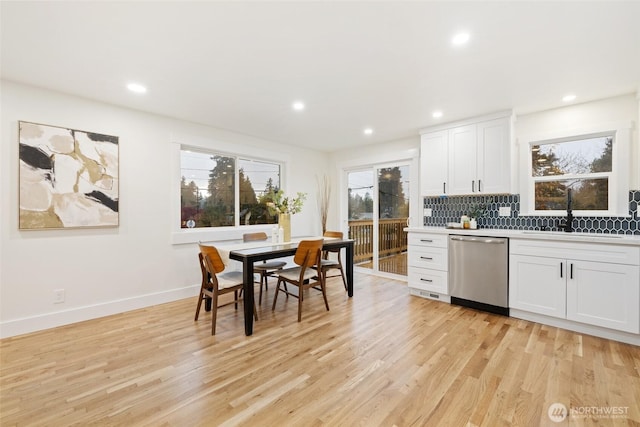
525,124,631,217
180,148,281,228
532,133,612,211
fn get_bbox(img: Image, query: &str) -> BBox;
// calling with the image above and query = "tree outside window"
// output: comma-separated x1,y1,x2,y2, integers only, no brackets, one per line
180,150,281,228
531,135,612,212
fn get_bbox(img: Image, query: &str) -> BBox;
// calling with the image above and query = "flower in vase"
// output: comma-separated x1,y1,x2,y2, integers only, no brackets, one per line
266,190,307,215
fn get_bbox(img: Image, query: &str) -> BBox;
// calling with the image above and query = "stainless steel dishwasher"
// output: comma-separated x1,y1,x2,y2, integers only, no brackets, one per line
449,235,509,316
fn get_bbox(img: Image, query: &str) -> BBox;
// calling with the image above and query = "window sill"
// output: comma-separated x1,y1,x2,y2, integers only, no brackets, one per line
171,225,276,245
519,211,632,218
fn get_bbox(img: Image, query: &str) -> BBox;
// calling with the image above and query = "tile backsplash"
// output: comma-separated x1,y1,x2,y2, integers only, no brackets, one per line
423,191,640,235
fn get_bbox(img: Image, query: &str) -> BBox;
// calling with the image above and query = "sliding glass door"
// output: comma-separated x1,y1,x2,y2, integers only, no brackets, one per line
347,161,411,277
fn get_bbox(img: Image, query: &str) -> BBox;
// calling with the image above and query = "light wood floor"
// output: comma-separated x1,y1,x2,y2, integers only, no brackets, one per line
1,273,639,426
357,252,407,276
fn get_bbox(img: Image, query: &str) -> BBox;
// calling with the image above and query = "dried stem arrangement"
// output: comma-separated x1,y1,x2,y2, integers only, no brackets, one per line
316,174,331,234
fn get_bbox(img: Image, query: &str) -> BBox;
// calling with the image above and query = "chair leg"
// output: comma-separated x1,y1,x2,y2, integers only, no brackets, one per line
298,284,303,322
194,289,204,321
252,297,259,321
234,290,238,310
321,278,330,311
211,293,219,335
339,266,347,290
259,272,266,305
272,278,282,311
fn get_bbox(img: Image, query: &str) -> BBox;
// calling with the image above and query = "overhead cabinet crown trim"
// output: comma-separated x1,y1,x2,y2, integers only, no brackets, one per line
419,110,512,135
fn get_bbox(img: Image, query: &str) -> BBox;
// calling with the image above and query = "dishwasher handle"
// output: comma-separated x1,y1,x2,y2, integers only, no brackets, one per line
450,236,506,244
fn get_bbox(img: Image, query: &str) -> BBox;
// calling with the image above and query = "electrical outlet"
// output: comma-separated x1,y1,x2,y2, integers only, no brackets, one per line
499,206,511,216
53,289,65,304
423,208,433,217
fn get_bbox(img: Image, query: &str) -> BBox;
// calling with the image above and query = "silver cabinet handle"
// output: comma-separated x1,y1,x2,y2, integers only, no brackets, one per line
420,256,433,260
420,278,433,282
420,239,433,243
478,179,482,192
472,180,475,192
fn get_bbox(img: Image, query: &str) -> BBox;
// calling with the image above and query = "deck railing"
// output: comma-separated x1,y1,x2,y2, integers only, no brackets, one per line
348,218,408,264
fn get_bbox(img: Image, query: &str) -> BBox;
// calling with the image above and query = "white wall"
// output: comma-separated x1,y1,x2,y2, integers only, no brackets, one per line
515,93,639,190
0,81,329,337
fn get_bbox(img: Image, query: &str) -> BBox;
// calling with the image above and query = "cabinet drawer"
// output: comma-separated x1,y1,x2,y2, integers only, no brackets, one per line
409,267,448,294
510,238,640,265
408,246,448,270
408,233,448,248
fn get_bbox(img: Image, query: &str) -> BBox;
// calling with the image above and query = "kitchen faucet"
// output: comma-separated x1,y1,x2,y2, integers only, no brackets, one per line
558,188,574,232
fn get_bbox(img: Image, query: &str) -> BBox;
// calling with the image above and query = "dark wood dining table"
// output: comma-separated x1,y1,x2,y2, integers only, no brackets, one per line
229,238,355,336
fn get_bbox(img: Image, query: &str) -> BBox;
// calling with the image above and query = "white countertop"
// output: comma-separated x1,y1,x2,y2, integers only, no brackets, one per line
405,226,640,246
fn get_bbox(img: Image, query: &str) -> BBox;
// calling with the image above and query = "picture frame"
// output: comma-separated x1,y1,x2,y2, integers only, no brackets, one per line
18,121,119,229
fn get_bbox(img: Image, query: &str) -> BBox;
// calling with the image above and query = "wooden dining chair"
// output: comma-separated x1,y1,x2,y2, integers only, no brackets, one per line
243,232,287,304
195,244,257,335
272,238,328,322
317,231,348,291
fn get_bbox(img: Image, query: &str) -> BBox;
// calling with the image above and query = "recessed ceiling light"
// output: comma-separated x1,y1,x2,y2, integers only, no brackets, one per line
363,128,373,135
127,82,147,94
562,94,576,102
432,111,443,118
452,32,470,46
292,101,305,111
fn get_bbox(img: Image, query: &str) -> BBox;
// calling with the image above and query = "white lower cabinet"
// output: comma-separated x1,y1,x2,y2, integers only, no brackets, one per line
408,232,449,301
509,239,640,334
566,260,639,333
510,254,566,318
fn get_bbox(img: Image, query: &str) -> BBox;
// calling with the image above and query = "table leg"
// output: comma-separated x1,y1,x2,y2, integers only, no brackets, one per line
242,260,255,336
346,242,354,297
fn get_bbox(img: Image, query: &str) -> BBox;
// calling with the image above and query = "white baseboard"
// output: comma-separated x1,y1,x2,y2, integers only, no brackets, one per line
510,309,640,346
0,285,199,339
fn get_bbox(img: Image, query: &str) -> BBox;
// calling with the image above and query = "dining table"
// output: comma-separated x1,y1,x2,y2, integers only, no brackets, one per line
226,237,355,336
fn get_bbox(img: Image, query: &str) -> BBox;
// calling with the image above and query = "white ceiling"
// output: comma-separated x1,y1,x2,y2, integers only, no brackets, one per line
2,1,639,152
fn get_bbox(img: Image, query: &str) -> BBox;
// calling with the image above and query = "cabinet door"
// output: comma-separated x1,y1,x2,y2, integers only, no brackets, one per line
566,260,640,333
509,255,566,318
420,131,448,195
477,118,510,193
447,125,477,194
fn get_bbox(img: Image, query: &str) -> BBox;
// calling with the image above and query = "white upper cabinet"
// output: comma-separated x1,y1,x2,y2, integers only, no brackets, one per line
420,130,448,195
447,125,477,194
420,113,511,196
477,118,510,194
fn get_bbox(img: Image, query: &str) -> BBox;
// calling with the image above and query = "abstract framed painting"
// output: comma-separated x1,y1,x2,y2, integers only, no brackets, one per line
19,121,119,229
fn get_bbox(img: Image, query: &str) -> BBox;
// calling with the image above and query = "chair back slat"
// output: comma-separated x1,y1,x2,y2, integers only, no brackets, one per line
323,231,343,239
294,239,323,268
323,231,343,256
198,244,225,274
243,232,269,242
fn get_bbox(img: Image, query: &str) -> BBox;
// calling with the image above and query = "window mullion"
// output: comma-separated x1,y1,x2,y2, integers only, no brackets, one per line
533,171,611,183
234,156,240,227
